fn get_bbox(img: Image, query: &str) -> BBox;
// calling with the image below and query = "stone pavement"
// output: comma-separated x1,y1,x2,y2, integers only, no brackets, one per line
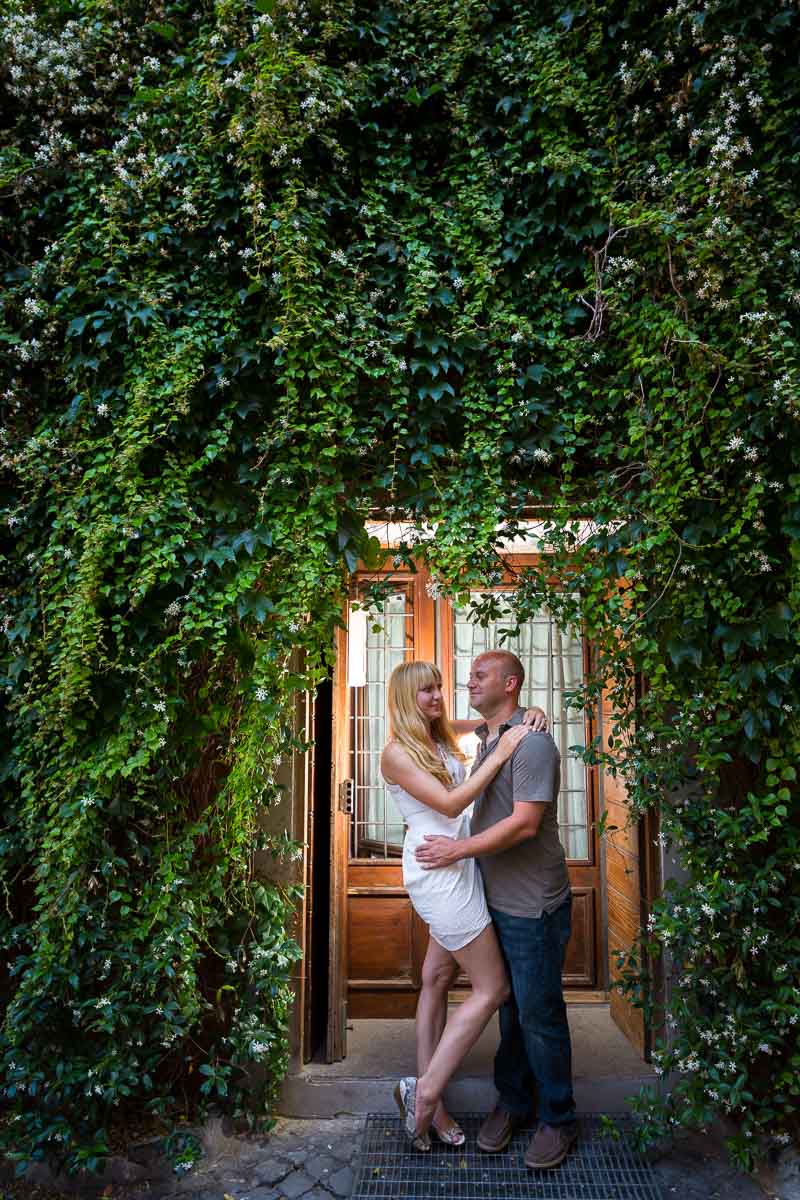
131,1114,771,1200
8,1113,782,1200
168,1117,362,1200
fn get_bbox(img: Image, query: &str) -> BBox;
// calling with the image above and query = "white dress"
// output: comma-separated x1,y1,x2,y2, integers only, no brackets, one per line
385,746,491,953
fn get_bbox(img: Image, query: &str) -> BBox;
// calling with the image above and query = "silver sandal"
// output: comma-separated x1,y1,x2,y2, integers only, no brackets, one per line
393,1076,431,1152
431,1117,466,1147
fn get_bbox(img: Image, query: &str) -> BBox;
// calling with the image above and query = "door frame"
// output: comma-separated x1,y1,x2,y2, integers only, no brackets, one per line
326,615,351,1061
314,529,661,1063
327,568,437,1052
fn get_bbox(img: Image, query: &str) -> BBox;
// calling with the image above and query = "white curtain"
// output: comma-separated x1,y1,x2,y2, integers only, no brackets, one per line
453,596,588,859
349,590,589,861
352,592,408,854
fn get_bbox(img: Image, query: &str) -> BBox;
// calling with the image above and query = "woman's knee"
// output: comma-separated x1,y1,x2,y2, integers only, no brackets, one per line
477,972,510,1011
421,955,458,994
494,975,512,1009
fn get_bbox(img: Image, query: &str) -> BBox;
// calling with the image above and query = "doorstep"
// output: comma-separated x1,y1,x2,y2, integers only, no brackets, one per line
281,1006,659,1117
279,1072,661,1119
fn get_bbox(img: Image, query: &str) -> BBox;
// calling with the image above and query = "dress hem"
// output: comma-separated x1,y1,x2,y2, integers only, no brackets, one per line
429,916,493,954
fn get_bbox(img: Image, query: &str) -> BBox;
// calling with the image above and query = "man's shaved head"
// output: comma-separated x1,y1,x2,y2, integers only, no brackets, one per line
474,650,525,693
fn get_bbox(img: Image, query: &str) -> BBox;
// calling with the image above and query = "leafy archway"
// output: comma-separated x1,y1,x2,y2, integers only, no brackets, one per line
1,0,798,1172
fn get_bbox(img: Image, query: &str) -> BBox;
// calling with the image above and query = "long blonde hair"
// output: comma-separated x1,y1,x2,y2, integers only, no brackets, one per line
387,661,466,787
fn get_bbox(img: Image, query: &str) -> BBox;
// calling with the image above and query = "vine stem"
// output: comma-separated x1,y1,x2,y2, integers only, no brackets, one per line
622,546,683,634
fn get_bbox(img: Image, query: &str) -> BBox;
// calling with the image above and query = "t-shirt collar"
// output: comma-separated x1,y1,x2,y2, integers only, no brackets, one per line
475,706,525,743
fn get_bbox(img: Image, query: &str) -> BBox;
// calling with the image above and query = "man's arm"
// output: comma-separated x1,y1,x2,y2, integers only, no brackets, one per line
414,801,548,870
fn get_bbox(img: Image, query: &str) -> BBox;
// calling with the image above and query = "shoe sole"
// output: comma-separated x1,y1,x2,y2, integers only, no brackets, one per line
393,1082,430,1152
392,1082,405,1123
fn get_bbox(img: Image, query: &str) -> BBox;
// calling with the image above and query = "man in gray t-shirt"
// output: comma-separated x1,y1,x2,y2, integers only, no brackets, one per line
415,650,577,1170
470,709,570,920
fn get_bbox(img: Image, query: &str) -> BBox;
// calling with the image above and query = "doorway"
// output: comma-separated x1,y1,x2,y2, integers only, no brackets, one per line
307,555,657,1066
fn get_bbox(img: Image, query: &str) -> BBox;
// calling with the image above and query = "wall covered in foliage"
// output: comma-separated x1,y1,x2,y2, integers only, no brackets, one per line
1,0,798,1174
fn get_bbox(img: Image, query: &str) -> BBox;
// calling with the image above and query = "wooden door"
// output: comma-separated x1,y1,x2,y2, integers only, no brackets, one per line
327,621,351,1060
340,569,435,1021
603,681,659,1057
337,562,602,1025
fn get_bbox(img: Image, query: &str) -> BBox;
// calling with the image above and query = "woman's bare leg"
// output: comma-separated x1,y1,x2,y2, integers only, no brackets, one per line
414,923,509,1134
416,938,460,1132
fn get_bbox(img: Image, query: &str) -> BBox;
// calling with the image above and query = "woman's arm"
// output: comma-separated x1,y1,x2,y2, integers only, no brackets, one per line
381,725,531,819
451,707,548,736
451,718,482,735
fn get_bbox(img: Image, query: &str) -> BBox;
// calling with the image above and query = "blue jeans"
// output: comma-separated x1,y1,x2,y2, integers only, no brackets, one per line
489,898,576,1126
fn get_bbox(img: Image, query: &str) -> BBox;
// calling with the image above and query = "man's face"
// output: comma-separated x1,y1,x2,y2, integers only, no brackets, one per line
467,655,512,715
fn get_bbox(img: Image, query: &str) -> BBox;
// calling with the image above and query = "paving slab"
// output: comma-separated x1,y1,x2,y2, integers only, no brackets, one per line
278,1169,317,1198
327,1165,354,1196
252,1157,293,1187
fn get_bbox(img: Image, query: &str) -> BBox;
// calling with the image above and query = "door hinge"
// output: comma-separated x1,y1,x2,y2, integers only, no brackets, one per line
339,779,354,815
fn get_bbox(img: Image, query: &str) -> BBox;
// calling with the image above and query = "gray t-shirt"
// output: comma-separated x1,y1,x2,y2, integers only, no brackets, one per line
470,707,570,919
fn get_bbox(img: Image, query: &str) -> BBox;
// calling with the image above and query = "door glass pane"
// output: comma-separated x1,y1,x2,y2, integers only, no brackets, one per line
452,594,589,860
351,585,412,858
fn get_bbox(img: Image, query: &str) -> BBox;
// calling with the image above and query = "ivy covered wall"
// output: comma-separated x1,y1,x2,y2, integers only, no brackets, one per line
1,0,798,1173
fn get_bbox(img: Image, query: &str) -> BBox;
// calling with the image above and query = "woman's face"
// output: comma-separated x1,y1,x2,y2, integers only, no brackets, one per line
416,678,443,724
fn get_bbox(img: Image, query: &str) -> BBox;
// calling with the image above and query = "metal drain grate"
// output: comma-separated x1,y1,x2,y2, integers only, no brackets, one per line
351,1113,664,1200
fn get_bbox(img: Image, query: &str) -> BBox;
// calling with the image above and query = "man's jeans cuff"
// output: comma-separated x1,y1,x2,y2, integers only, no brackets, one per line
498,1098,533,1119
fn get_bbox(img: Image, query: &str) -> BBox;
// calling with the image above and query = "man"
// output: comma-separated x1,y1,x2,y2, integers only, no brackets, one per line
415,649,576,1169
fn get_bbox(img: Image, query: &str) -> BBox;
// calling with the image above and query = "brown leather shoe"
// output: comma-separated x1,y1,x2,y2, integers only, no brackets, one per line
524,1122,578,1169
477,1105,526,1153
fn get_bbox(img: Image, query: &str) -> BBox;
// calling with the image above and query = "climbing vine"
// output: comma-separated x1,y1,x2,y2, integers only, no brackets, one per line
0,0,798,1175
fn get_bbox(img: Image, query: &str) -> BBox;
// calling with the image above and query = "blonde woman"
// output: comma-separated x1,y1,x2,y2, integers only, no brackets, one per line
381,660,546,1150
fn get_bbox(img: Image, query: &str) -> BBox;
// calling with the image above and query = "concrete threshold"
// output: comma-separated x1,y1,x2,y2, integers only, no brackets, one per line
279,1070,660,1118
280,1006,659,1118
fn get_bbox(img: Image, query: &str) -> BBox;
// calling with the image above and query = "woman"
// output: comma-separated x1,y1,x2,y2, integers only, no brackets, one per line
381,660,546,1150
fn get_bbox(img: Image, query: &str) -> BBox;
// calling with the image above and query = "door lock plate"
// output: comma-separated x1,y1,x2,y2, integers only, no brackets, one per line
339,779,354,815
